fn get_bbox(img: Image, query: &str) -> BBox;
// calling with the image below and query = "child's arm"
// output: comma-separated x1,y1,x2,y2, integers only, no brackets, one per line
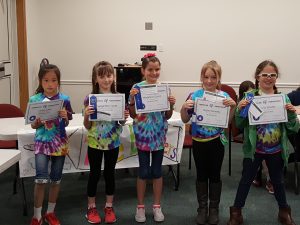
118,109,129,125
83,105,94,130
165,95,176,120
235,99,250,128
128,88,139,119
180,98,194,123
223,97,236,124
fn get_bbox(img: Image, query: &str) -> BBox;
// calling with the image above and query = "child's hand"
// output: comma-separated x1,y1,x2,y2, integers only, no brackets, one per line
84,105,95,117
59,108,68,120
285,103,296,112
182,99,194,110
32,118,44,129
129,88,139,104
237,99,250,110
168,95,176,108
124,109,129,120
223,98,236,108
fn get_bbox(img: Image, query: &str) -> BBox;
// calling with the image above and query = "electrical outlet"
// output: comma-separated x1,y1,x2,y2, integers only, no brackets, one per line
140,45,157,51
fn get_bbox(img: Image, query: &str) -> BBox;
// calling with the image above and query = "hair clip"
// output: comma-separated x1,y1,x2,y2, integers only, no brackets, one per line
143,53,156,59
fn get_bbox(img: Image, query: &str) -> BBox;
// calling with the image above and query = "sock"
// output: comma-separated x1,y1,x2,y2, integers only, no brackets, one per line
105,202,113,208
137,204,145,209
88,203,96,209
46,202,56,214
33,207,42,220
153,204,161,209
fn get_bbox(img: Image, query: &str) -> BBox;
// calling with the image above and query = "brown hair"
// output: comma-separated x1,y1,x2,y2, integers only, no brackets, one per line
254,60,279,94
201,60,222,90
35,58,61,94
91,61,116,94
141,55,161,69
238,80,255,101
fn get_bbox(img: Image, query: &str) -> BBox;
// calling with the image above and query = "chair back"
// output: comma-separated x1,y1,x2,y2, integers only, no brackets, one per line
0,104,24,149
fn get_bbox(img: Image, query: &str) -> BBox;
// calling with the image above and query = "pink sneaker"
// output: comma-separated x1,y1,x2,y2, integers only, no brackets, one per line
104,207,117,223
86,207,101,224
44,212,60,225
30,217,42,225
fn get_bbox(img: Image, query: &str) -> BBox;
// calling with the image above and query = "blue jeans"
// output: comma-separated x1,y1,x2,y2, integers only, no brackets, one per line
35,153,65,184
233,152,288,208
138,149,164,179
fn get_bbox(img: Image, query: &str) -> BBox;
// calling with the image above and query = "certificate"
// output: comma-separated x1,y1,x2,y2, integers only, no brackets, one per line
89,94,125,121
194,98,230,128
135,84,170,113
248,94,287,125
25,99,64,124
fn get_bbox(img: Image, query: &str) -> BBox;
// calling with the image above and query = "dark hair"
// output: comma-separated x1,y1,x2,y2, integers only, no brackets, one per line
238,80,255,101
296,86,300,91
254,60,279,94
141,54,161,69
91,61,116,94
35,58,61,94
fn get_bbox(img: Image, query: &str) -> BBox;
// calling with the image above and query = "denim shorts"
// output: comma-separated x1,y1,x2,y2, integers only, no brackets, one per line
35,153,65,184
138,149,164,179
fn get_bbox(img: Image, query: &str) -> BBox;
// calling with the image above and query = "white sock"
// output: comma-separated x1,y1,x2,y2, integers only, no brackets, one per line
105,202,113,208
46,202,56,214
34,207,42,220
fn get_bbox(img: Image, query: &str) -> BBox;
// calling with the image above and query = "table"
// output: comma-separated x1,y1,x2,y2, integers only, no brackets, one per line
0,149,21,174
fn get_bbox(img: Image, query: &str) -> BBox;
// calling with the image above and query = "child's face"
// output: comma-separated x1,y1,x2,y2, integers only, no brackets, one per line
96,73,114,93
201,68,220,92
42,71,59,97
142,61,160,84
257,65,277,92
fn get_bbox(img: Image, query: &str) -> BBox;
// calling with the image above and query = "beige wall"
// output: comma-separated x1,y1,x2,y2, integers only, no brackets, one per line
24,0,300,111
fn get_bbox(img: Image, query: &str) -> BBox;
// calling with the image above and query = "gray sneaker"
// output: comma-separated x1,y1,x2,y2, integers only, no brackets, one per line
153,207,165,222
135,207,146,223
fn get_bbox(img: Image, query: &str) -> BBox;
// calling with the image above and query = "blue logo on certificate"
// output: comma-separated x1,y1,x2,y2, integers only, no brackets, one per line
197,115,204,121
29,115,36,121
89,95,98,120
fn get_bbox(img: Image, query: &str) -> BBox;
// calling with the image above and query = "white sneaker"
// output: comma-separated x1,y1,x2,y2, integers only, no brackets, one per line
135,207,146,223
153,207,165,222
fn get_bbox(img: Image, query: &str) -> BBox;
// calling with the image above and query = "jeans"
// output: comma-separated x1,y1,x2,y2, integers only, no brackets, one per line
138,149,164,179
234,152,288,208
35,153,65,184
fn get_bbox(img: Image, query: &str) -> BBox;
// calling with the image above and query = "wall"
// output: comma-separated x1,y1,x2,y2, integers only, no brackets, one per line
25,0,300,112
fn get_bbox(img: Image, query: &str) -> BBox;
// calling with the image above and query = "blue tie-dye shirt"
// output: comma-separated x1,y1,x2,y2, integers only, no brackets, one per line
84,96,123,150
130,81,168,152
188,89,229,144
29,92,73,156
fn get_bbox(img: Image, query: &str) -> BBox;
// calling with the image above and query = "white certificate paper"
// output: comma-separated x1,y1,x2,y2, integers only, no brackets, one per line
25,99,64,124
135,84,170,113
194,98,230,128
248,94,287,125
89,94,125,121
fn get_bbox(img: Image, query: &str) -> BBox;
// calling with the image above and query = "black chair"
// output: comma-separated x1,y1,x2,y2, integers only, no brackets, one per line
288,130,300,195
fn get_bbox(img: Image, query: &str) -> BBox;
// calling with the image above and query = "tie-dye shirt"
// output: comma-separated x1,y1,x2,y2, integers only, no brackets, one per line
189,89,229,144
256,123,282,154
29,92,73,156
130,81,168,152
84,96,123,150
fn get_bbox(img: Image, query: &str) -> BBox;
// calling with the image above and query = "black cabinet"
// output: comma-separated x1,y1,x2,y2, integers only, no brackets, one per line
115,66,143,102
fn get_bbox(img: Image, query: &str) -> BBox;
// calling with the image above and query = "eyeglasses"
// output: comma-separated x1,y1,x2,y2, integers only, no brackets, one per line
259,73,278,79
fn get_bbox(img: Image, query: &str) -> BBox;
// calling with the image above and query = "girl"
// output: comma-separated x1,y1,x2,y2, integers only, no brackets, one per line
181,60,236,225
227,60,299,225
83,61,129,224
30,59,73,225
128,53,176,223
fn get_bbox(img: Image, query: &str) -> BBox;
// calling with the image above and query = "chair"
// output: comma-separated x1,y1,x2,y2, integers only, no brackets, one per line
183,124,193,170
288,131,300,195
220,84,238,176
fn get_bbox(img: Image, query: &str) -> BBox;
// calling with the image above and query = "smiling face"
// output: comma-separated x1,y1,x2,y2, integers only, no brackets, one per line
142,61,161,84
201,68,220,92
256,65,277,93
96,73,114,93
41,71,59,97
